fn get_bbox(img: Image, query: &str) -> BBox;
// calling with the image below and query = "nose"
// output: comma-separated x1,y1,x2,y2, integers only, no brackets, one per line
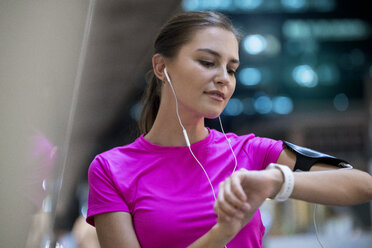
214,66,230,86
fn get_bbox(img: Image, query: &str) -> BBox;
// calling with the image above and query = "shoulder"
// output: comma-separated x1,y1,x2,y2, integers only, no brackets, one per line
88,138,146,178
233,132,284,164
212,129,256,144
228,131,281,147
211,129,283,153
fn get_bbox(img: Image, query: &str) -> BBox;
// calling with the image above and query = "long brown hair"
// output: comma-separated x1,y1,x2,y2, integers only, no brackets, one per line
138,11,240,134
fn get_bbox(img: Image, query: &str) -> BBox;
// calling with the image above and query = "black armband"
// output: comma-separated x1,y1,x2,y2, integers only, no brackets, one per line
283,141,353,171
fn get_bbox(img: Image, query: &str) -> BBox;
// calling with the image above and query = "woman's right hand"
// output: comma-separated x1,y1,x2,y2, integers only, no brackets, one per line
213,168,284,240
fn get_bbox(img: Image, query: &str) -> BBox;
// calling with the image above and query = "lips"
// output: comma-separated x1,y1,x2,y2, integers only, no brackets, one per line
204,90,225,101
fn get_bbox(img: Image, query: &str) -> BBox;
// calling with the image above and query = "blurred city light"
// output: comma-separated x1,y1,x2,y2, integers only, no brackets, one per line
283,20,311,39
333,93,349,111
243,34,281,56
243,35,267,55
283,19,369,41
182,0,335,12
234,0,263,10
182,0,232,11
272,96,294,114
223,98,244,116
182,0,198,10
239,67,262,86
254,95,273,114
264,34,281,55
281,0,307,11
292,65,318,87
311,0,336,12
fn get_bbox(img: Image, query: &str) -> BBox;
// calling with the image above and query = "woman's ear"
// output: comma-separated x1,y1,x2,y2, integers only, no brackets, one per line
152,54,166,81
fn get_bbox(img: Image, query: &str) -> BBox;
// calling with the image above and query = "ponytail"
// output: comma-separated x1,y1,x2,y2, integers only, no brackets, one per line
138,70,162,133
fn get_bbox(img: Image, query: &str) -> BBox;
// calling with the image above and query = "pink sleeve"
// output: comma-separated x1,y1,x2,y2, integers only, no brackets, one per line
246,136,284,170
86,155,129,226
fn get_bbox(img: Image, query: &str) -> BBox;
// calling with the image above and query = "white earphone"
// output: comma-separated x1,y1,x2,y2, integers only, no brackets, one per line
164,67,191,147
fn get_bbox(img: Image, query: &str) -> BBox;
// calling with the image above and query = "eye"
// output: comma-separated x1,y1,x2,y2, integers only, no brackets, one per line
228,69,236,76
199,60,214,67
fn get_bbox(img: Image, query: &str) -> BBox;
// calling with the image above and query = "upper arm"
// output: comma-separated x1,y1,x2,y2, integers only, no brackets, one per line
276,148,342,172
95,211,141,248
276,148,296,171
87,156,130,225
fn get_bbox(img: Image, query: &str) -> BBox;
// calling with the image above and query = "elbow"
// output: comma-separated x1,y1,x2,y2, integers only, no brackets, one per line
367,175,372,201
359,173,372,203
346,171,372,205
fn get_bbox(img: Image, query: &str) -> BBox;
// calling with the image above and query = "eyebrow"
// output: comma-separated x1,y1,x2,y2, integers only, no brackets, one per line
196,48,240,65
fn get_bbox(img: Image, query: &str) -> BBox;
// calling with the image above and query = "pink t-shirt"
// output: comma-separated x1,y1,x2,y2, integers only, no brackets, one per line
87,128,284,247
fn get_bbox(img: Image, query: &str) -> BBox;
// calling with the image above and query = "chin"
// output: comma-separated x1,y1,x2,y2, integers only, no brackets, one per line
197,104,225,119
203,110,223,119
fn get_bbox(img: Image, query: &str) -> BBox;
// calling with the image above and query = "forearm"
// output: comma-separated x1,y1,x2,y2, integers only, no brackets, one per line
187,224,232,248
290,168,372,205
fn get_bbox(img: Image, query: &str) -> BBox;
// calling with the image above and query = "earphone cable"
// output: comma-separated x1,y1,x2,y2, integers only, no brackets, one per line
218,116,237,173
187,146,217,201
165,69,185,131
313,204,325,248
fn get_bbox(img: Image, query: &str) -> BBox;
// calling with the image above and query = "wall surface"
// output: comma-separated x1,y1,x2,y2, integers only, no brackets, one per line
0,1,90,247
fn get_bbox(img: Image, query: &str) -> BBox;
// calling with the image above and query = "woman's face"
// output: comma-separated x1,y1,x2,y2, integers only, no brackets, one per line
164,27,239,119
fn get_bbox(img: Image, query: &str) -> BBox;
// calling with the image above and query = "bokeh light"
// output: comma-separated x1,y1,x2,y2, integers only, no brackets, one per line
292,65,318,87
283,19,368,40
281,0,307,11
243,35,267,55
283,20,311,39
254,95,273,114
224,98,244,116
264,34,281,56
272,96,294,114
239,67,262,86
333,93,349,111
182,0,198,11
182,0,232,11
234,0,263,10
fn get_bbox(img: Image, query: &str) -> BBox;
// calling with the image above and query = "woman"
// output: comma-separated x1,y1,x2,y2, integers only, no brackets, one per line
86,11,372,248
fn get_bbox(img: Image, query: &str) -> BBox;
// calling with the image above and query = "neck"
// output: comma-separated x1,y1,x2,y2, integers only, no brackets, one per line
144,98,208,147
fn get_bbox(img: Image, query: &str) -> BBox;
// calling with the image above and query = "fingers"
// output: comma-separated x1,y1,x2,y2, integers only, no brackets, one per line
215,176,250,220
230,173,247,202
218,181,241,219
214,200,234,222
223,178,248,212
